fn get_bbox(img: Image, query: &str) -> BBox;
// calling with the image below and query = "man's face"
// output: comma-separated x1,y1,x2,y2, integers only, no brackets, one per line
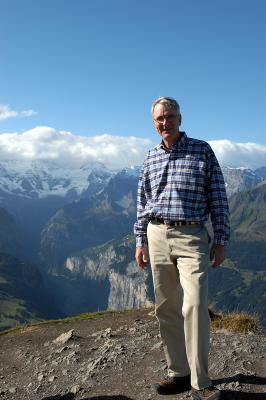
153,103,181,142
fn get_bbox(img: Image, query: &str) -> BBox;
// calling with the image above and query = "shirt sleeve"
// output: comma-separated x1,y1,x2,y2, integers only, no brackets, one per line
133,159,150,247
206,144,230,246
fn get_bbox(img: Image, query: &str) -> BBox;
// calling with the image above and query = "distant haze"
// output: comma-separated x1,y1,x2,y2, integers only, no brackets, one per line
0,127,265,170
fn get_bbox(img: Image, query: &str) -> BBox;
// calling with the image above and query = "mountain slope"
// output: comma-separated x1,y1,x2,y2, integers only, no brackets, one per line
0,208,23,258
230,182,266,240
0,253,62,330
39,171,138,272
225,182,266,272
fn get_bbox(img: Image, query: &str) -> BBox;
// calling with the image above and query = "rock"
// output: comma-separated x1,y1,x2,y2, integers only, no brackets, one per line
92,327,113,340
70,385,81,394
8,387,16,394
53,329,75,345
37,373,44,382
56,346,69,353
151,341,163,350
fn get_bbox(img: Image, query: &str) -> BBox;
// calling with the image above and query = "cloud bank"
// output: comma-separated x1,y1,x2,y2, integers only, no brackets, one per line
208,139,266,169
0,126,265,170
0,126,152,169
0,104,37,121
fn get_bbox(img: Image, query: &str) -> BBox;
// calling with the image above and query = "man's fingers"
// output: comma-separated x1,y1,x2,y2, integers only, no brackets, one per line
135,247,149,269
210,244,226,268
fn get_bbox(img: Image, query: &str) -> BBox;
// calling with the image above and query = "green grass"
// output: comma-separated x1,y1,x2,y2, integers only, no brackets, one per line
0,298,26,315
0,298,39,331
0,307,145,336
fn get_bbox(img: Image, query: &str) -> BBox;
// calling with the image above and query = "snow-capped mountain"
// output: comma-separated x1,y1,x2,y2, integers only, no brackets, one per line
0,160,265,202
221,166,265,198
0,160,113,200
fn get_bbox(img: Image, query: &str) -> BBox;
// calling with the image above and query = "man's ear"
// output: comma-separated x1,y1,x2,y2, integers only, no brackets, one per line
178,113,182,126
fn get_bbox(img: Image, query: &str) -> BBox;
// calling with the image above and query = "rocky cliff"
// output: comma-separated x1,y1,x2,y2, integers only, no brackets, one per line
47,235,154,316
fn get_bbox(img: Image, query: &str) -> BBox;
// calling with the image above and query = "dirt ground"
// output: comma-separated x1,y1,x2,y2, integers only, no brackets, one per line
0,308,265,400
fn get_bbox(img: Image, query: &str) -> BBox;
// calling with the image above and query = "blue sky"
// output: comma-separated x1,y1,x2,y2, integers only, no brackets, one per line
0,0,265,169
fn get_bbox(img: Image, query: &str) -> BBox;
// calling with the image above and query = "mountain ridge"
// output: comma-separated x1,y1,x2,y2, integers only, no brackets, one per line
0,160,265,331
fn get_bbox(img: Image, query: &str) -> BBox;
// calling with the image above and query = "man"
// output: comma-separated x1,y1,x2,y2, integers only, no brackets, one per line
134,97,229,400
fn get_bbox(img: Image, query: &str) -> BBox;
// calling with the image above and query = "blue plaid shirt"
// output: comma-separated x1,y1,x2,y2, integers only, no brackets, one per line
134,132,230,247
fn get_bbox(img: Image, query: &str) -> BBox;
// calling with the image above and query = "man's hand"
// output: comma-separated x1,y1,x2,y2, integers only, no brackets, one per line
135,246,149,269
210,244,226,268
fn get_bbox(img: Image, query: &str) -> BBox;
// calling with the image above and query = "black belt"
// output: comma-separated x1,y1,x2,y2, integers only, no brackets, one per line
150,217,200,227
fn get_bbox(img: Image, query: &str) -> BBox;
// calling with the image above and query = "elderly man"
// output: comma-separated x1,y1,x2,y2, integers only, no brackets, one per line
134,97,229,400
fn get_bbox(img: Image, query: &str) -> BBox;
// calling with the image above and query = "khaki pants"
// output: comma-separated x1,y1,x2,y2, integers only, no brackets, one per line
147,221,212,390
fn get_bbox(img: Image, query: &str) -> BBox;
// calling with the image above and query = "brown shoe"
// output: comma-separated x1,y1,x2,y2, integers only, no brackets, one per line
155,374,191,394
191,386,221,400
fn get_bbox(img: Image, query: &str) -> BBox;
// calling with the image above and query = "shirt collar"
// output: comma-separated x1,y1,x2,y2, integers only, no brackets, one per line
157,131,187,151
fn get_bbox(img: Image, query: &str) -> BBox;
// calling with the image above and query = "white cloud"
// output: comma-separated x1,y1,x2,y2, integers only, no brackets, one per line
0,104,37,121
0,127,265,170
0,126,152,169
208,139,266,169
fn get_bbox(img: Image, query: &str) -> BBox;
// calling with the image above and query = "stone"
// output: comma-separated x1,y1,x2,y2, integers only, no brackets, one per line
53,329,74,345
37,373,44,382
151,341,162,350
70,385,81,394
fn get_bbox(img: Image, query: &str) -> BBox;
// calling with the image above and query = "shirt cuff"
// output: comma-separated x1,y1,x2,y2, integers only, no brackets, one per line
214,236,228,246
136,235,148,247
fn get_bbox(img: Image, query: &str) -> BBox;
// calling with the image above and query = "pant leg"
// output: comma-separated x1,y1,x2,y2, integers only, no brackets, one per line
169,224,212,389
147,221,190,377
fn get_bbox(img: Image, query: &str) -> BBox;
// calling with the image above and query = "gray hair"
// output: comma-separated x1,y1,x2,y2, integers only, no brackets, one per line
151,97,180,114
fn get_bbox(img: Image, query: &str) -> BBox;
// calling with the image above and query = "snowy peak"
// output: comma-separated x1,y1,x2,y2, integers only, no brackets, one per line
0,160,265,201
0,160,113,200
221,166,265,197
